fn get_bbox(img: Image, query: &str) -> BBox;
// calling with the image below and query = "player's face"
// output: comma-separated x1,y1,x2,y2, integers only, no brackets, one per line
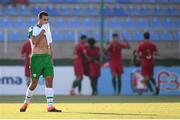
112,36,119,43
81,38,87,44
39,15,48,25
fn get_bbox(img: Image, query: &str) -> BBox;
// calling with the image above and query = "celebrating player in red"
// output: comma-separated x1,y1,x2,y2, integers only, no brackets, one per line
20,40,31,86
86,38,101,95
136,32,159,95
70,35,87,95
107,33,130,95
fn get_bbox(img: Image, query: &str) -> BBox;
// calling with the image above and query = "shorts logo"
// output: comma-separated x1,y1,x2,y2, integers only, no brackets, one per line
33,73,37,77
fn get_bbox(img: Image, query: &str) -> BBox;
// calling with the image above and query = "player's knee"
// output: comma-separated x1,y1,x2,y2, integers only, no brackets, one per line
29,81,38,90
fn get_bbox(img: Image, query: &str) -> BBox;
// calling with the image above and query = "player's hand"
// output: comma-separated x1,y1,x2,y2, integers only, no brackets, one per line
41,23,49,32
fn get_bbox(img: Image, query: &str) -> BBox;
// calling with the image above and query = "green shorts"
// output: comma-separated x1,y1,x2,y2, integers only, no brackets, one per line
30,54,54,79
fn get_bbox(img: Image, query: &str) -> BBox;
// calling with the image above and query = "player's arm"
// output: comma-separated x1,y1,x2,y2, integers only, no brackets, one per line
31,30,45,45
122,38,131,49
20,43,26,57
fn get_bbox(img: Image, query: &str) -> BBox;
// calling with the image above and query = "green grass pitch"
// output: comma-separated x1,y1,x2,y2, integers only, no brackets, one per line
0,95,180,119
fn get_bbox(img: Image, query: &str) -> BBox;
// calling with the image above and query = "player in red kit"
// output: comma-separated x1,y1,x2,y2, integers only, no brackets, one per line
21,40,32,86
136,32,159,95
70,35,87,95
107,33,130,95
86,38,101,95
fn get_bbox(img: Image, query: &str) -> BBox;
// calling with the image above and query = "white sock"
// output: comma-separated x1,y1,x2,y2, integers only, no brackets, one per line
45,87,54,108
24,88,34,103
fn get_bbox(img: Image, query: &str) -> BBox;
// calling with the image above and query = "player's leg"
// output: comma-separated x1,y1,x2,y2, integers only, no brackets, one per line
20,55,41,112
71,61,83,95
117,75,122,95
78,77,83,94
44,54,61,112
149,75,159,95
94,77,98,95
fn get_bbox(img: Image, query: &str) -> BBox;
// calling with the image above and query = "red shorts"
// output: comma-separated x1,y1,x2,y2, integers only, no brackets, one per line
74,60,84,77
89,62,100,77
109,61,123,76
141,63,154,77
25,60,30,77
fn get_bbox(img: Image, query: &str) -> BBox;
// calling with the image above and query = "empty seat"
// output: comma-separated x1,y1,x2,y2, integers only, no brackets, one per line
31,6,43,15
109,18,123,28
140,5,153,16
151,32,159,41
159,32,173,41
162,18,175,29
65,31,75,41
150,18,162,28
4,5,17,16
69,18,80,28
82,18,95,28
134,32,143,41
18,5,31,16
136,19,149,28
113,7,126,16
0,18,12,28
127,5,139,16
9,31,27,41
154,6,168,16
123,18,136,28
46,5,59,16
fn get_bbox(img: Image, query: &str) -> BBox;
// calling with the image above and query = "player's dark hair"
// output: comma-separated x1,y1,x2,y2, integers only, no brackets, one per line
88,37,96,45
80,35,87,40
144,32,150,39
112,33,119,38
38,11,48,19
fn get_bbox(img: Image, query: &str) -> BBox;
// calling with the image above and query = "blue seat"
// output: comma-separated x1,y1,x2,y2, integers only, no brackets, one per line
175,19,180,28
168,6,179,16
31,6,43,15
73,6,86,16
143,0,156,3
29,0,48,3
113,7,126,16
27,18,36,27
56,18,68,28
18,5,31,16
134,32,143,41
151,32,159,41
9,31,26,41
109,18,123,28
129,0,143,3
123,18,135,28
82,18,94,28
172,0,180,3
116,0,130,3
46,5,58,16
87,5,99,16
65,31,75,41
150,18,162,29
69,18,80,28
52,31,64,41
127,5,139,16
159,32,173,41
0,18,11,28
154,6,167,16
13,18,27,28
0,31,4,41
103,7,114,16
58,6,71,16
4,5,17,16
163,18,175,29
157,0,169,3
140,5,153,16
121,31,132,41
136,19,149,28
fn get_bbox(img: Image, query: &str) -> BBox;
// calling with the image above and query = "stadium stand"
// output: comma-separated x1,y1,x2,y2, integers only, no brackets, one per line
0,0,179,59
